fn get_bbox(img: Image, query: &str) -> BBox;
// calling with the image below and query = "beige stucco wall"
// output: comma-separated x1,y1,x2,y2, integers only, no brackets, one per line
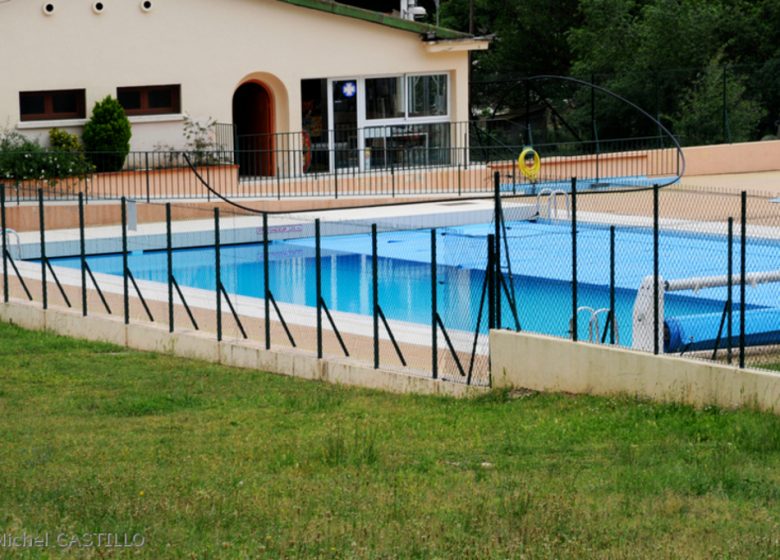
0,0,471,150
491,330,780,414
682,140,780,176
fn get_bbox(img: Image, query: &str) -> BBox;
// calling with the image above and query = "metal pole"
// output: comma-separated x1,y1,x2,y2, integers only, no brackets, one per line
315,218,322,359
722,65,729,143
487,234,495,331
571,178,577,342
79,193,87,316
727,217,733,364
525,83,531,145
121,197,129,325
609,225,616,345
145,152,151,203
590,74,596,146
431,228,438,379
372,223,379,369
739,191,746,367
215,207,222,342
166,203,174,333
38,189,47,310
263,212,270,350
494,171,502,329
2,184,8,304
653,184,660,355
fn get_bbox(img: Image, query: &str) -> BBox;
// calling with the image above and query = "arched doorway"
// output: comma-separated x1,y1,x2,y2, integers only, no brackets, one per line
232,81,275,177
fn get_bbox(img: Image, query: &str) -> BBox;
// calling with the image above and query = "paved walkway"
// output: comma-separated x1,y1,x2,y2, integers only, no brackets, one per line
682,171,780,194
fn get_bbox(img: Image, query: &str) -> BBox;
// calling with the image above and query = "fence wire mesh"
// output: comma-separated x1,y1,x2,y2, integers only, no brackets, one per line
3,178,780,386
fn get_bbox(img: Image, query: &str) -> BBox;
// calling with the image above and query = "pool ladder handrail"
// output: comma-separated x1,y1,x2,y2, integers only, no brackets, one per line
3,228,21,260
570,306,620,345
536,189,570,219
592,307,620,345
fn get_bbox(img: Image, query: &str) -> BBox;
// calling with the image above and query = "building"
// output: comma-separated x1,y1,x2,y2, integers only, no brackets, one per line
0,0,488,175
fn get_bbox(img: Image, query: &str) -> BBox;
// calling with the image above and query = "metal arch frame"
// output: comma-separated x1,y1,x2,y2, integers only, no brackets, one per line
474,74,687,188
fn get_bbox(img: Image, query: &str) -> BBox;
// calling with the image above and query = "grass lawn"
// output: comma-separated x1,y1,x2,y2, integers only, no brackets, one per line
2,321,780,559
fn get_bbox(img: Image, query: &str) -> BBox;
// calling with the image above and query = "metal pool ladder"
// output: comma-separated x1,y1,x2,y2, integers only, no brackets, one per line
536,189,570,219
3,228,21,259
570,306,620,345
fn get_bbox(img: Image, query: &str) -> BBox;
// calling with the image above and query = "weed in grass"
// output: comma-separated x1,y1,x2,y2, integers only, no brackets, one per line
321,422,379,467
497,483,533,529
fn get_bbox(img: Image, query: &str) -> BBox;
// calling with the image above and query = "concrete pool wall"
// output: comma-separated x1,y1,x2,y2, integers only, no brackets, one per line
492,330,780,414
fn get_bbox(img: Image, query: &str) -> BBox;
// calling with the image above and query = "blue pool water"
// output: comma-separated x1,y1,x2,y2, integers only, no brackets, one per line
48,220,780,346
502,175,679,194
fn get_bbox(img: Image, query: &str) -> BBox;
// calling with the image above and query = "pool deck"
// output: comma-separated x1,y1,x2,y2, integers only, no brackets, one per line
681,170,780,194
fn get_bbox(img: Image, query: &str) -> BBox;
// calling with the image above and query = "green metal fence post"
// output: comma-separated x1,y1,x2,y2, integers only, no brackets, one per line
739,192,747,367
79,192,87,316
167,203,174,333
653,184,660,355
372,223,379,369
38,189,47,310
571,178,578,342
315,218,322,359
1,184,7,304
431,228,438,379
263,212,270,350
215,207,222,342
121,197,129,324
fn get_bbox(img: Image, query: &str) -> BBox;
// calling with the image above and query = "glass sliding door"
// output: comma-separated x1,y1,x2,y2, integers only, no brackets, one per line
301,78,329,174
329,79,359,171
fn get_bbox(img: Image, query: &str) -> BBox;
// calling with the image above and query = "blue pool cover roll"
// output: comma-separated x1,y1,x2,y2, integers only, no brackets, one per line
665,308,780,353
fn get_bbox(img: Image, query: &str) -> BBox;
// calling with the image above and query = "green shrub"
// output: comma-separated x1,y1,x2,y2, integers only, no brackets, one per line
82,96,132,172
47,128,94,181
0,129,95,187
49,128,82,152
0,130,46,185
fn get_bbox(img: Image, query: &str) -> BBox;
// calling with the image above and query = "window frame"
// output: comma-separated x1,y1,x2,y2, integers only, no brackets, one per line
19,89,87,122
406,73,449,119
362,72,450,125
116,84,181,116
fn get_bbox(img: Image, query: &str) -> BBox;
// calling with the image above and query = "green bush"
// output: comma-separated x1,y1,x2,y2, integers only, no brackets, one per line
49,128,82,152
47,128,94,180
0,129,95,187
82,96,132,172
0,130,47,185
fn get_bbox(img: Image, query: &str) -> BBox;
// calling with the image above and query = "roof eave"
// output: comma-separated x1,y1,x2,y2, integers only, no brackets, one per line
276,0,470,41
423,36,492,53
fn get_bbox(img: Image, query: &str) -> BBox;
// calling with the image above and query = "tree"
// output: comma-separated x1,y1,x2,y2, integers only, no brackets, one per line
672,55,764,145
82,96,132,172
439,0,580,116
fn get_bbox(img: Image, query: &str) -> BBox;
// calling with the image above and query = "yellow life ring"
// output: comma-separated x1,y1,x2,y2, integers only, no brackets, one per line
518,147,541,181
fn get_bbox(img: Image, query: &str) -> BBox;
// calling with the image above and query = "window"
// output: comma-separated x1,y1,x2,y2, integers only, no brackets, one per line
117,84,181,116
365,77,405,120
408,74,448,117
364,74,448,121
19,89,86,121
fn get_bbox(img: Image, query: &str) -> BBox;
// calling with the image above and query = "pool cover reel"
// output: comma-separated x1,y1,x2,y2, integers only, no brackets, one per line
665,307,780,353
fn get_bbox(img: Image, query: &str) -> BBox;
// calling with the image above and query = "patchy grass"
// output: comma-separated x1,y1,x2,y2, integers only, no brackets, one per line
1,322,780,558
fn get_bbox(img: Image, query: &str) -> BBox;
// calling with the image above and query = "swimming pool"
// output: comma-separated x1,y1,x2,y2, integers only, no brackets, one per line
47,218,780,348
502,175,679,194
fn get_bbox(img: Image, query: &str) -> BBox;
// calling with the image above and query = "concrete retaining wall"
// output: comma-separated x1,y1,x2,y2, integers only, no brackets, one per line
491,330,780,413
0,300,485,399
683,140,780,176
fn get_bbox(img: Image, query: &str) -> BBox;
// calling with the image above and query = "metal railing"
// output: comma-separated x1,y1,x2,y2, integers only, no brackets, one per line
0,120,682,203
